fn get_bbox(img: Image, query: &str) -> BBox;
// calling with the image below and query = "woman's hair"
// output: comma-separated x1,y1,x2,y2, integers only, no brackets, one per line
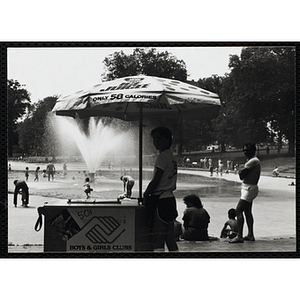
183,194,203,208
151,127,173,147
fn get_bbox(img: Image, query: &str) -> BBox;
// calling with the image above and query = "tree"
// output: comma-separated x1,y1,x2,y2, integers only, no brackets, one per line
7,80,31,156
193,76,227,151
17,96,58,156
266,47,296,154
102,48,188,81
196,75,223,96
215,47,295,154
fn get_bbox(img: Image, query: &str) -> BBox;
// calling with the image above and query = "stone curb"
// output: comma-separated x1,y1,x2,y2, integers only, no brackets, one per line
7,237,296,254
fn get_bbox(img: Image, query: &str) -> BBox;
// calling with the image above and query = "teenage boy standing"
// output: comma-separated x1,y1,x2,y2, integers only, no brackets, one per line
143,127,178,252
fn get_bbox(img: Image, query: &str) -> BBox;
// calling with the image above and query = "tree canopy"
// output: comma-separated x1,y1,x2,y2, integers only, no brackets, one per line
17,96,58,156
7,79,31,156
173,47,295,155
102,48,188,81
218,47,295,154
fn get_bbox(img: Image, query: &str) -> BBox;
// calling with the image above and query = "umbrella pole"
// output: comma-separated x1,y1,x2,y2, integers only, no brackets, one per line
138,103,143,204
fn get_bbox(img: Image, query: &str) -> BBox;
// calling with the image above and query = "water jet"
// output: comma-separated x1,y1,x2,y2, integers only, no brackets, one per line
52,115,135,180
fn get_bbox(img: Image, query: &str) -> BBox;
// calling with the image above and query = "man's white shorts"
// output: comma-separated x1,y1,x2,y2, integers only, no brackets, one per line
241,183,258,203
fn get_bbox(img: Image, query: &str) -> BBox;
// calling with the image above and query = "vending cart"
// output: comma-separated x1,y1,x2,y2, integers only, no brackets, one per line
35,199,153,253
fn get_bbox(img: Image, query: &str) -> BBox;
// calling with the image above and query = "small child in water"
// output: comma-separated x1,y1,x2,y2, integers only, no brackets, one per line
34,166,40,181
83,177,93,199
25,167,29,181
272,166,279,177
220,208,238,239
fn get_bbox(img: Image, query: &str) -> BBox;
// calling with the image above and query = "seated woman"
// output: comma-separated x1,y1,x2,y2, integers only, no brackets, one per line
181,194,210,241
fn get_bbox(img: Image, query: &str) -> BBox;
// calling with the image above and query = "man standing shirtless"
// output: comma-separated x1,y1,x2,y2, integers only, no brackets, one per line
229,143,261,243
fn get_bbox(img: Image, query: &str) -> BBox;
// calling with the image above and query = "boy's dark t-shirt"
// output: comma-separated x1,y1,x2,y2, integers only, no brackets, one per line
148,149,178,223
152,149,177,199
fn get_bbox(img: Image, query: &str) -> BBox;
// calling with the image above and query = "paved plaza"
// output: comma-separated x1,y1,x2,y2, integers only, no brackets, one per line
7,161,297,255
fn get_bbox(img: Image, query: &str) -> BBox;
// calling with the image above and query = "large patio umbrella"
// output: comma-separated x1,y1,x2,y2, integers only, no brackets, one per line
52,75,221,201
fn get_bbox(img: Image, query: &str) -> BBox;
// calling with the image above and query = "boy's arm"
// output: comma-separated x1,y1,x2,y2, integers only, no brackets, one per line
143,167,164,201
238,168,251,180
239,158,258,180
220,222,228,237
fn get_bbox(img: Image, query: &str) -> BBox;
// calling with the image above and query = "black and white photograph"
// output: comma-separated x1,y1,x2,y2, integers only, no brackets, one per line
0,3,299,299
4,44,296,256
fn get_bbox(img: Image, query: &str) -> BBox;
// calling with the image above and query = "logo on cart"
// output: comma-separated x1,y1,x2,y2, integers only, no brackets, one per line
84,216,125,243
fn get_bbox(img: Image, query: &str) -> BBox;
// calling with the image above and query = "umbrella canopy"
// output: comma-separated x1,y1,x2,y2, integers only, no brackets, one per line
53,75,221,120
52,75,221,202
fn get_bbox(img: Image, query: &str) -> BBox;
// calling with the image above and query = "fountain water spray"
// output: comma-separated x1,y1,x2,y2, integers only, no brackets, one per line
53,116,134,181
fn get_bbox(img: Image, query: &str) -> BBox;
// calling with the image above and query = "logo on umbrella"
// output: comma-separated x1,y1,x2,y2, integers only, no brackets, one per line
99,77,150,92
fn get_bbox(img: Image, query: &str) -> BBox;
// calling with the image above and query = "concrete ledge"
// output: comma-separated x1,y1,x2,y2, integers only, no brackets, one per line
8,244,43,253
177,236,296,252
7,236,296,254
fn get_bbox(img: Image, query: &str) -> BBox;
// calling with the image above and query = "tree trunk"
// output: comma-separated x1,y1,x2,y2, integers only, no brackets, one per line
221,142,226,153
288,139,295,156
178,116,183,156
277,132,282,154
287,130,295,156
286,115,295,156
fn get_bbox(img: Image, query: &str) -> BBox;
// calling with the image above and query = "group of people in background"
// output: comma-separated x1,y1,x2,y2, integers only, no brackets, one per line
11,162,63,183
183,156,239,177
11,162,63,208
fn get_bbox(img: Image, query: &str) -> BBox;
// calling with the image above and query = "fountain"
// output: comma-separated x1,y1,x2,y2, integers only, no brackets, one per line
52,115,135,182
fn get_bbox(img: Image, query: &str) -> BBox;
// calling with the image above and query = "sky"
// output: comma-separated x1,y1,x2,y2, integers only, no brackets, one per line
7,46,243,103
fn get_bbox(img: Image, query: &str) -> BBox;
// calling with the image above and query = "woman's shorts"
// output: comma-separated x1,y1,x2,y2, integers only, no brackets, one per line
241,184,258,203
